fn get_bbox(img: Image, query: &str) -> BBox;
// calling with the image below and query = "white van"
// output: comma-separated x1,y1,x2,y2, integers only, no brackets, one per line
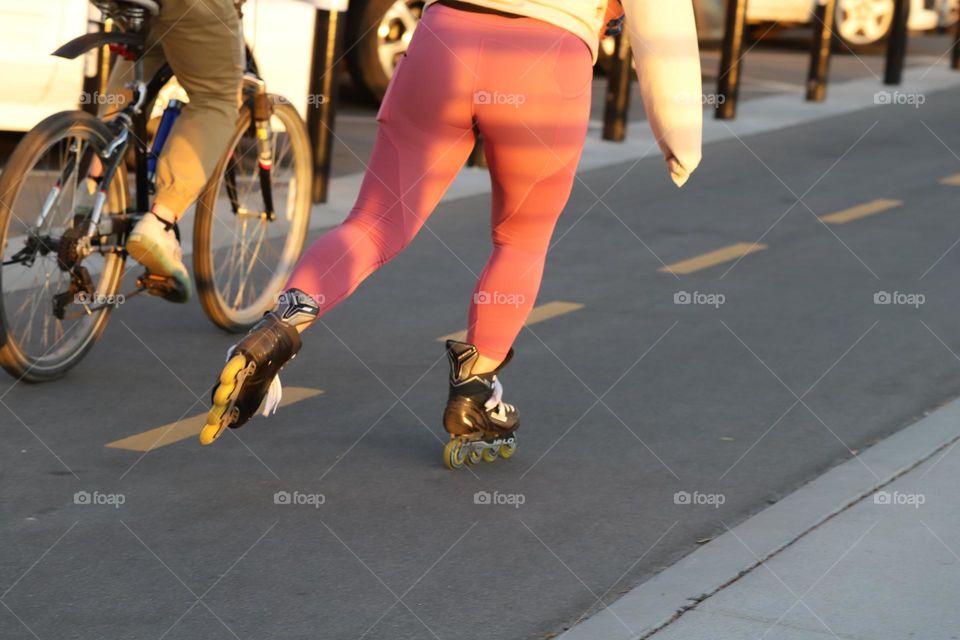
0,0,317,132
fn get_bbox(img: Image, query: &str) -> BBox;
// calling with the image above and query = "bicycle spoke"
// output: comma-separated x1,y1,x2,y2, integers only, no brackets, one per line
234,221,268,308
201,103,308,326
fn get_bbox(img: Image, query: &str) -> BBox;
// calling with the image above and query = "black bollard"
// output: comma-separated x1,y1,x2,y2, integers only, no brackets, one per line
806,0,837,101
306,2,347,204
953,11,960,70
716,0,749,120
884,0,911,85
467,129,487,168
602,32,633,142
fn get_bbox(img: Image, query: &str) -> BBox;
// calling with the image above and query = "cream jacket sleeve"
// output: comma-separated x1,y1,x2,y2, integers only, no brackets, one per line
621,0,703,187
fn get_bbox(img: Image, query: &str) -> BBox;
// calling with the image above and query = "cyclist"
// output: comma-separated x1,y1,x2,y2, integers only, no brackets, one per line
88,0,245,301
203,0,703,446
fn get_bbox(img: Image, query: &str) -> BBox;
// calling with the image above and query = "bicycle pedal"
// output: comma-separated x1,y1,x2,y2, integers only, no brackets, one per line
136,272,188,303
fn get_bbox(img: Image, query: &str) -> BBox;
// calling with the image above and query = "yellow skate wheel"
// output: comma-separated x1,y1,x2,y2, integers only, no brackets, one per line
212,380,237,407
199,421,225,446
466,448,483,465
482,447,499,463
499,441,517,459
220,354,248,383
199,403,230,445
444,439,465,470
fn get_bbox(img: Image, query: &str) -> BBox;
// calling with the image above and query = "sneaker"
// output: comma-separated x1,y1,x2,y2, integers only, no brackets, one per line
126,212,191,303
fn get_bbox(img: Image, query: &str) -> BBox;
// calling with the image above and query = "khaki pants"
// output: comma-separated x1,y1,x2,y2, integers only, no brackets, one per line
102,0,244,218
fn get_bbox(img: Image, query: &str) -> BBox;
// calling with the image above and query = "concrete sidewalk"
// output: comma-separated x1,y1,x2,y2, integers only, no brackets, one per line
560,397,960,640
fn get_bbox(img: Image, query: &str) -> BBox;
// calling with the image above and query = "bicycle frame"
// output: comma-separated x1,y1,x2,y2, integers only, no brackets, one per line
48,23,272,248
36,15,274,311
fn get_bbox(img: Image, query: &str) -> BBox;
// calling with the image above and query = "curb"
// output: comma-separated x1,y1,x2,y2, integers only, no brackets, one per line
557,397,960,639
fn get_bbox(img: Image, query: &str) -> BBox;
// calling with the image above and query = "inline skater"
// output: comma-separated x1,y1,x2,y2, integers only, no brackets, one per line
203,0,703,466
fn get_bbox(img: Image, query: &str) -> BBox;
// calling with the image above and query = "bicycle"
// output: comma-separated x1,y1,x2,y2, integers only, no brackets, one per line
0,0,312,382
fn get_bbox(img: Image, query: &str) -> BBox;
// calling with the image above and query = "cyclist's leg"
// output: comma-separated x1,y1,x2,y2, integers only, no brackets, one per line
125,0,243,300
466,27,593,372
150,0,244,222
283,12,477,320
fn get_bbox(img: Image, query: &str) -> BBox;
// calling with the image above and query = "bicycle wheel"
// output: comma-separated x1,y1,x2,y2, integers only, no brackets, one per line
194,97,312,332
0,111,127,382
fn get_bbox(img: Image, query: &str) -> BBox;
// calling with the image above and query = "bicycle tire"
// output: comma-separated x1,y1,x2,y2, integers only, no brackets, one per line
0,111,126,382
194,97,312,333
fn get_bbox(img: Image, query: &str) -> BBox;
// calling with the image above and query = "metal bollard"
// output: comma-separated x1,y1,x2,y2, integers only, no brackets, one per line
953,12,960,70
884,0,910,85
602,32,632,142
806,0,837,101
716,0,749,120
306,1,348,204
467,128,487,168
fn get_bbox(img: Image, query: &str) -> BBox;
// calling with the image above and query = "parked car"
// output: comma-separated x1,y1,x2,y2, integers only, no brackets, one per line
345,0,423,103
743,0,958,52
594,0,959,72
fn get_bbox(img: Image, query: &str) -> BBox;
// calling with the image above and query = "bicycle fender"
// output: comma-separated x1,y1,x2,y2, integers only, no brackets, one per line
52,32,145,60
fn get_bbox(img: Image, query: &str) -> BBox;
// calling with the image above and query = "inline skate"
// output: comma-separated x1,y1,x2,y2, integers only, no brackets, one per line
442,340,519,469
201,289,319,445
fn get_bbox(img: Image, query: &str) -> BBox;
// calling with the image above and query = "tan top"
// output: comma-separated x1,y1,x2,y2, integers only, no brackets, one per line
424,0,703,187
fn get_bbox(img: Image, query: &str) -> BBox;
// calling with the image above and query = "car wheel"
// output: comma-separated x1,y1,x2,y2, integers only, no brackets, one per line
346,0,424,103
835,0,896,53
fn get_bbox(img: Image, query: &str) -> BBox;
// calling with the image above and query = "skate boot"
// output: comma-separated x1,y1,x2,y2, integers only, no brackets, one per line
442,340,519,469
201,289,319,445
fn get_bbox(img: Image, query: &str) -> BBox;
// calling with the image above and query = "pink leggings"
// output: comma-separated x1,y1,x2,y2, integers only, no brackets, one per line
285,4,593,361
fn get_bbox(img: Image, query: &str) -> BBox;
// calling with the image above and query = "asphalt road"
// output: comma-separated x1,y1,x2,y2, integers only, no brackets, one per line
4,43,960,640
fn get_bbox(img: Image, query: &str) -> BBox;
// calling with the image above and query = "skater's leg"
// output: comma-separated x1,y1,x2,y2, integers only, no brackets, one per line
283,11,477,326
466,30,593,370
441,17,592,467
203,5,479,442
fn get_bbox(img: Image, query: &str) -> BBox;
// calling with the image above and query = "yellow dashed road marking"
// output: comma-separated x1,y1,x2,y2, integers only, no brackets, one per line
438,301,584,343
820,198,902,224
658,243,767,275
106,387,324,451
